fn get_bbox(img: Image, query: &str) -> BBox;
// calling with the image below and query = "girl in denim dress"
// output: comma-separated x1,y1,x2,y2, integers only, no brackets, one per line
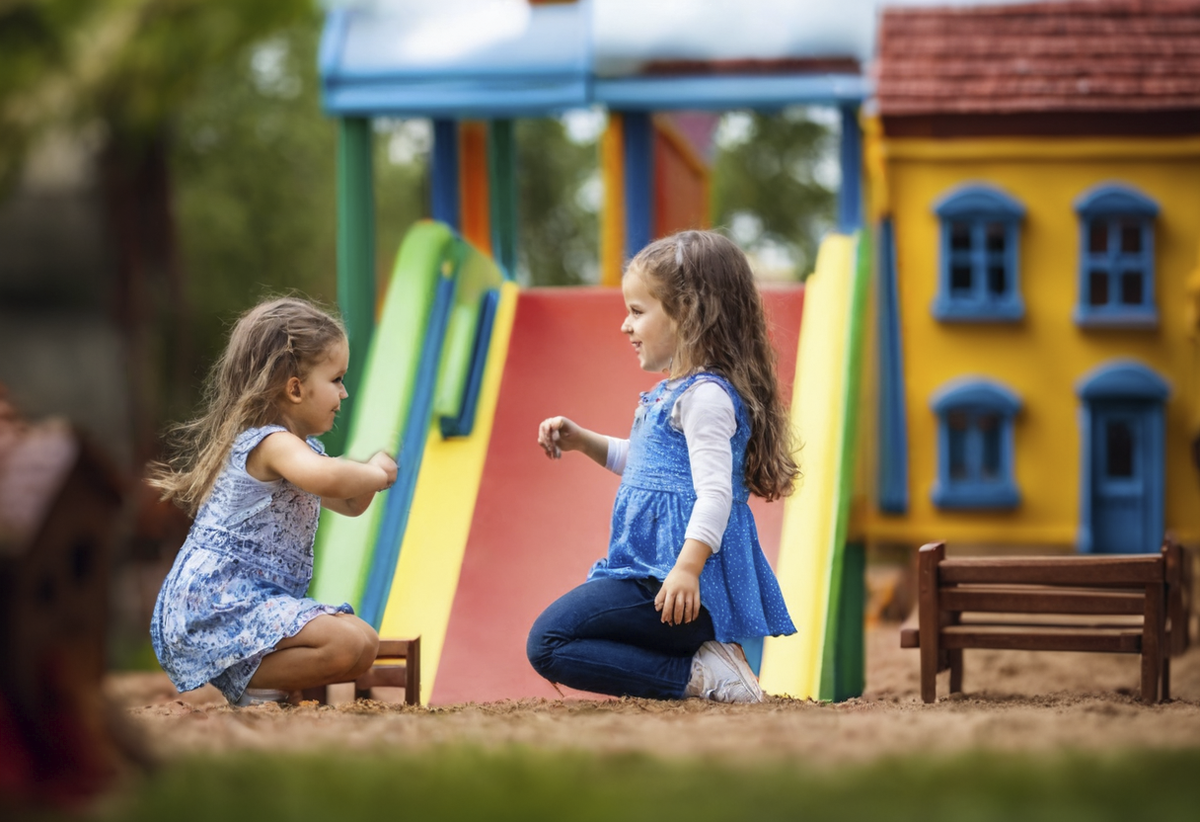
529,231,798,702
149,297,397,706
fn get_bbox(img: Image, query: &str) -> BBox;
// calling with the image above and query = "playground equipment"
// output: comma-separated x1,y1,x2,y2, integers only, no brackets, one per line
315,1,872,703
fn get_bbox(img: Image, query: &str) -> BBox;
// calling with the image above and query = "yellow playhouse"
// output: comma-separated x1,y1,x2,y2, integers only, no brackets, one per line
863,0,1200,554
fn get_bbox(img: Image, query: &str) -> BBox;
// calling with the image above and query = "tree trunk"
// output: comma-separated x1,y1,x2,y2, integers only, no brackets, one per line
100,128,191,466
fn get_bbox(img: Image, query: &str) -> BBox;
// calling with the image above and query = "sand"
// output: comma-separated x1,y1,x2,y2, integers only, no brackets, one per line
109,623,1200,764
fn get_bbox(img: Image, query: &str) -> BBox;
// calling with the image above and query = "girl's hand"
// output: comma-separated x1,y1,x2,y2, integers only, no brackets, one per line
368,451,398,490
655,566,701,626
654,539,713,626
536,416,610,467
537,416,580,459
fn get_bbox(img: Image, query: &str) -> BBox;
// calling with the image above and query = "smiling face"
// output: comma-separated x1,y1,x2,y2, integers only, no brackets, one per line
283,337,350,438
621,268,678,375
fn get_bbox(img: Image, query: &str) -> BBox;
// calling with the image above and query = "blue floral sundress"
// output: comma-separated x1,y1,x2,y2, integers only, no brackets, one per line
587,373,796,643
150,425,352,703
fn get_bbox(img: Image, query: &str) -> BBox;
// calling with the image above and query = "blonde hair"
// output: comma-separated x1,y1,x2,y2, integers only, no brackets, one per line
149,296,346,514
627,230,799,501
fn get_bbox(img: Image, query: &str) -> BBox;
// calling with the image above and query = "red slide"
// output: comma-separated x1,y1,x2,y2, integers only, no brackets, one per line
432,286,804,704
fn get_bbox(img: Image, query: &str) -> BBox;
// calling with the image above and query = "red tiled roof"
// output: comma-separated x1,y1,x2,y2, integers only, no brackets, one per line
876,0,1200,116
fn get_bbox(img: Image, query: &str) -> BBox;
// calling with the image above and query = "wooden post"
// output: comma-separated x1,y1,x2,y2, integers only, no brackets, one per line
918,542,945,703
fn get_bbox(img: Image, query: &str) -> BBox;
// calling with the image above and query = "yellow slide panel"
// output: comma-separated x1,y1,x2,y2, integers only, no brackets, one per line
377,281,519,705
759,235,856,700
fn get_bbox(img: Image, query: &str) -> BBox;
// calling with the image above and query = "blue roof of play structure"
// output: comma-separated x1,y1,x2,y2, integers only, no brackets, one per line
318,0,876,117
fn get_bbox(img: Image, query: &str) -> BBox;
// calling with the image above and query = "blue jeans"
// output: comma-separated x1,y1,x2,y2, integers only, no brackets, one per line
526,577,716,699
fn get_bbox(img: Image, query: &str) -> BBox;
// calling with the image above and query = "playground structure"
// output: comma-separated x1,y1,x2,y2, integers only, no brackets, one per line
313,1,871,704
310,0,1200,706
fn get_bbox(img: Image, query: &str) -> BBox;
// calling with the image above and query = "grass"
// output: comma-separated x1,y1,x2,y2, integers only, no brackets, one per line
13,746,1200,821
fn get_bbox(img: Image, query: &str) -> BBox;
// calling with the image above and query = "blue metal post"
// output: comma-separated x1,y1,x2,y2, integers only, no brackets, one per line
838,104,862,233
431,119,460,230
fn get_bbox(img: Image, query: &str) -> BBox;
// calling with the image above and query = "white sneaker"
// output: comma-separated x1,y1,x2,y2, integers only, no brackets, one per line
232,688,289,707
684,641,765,703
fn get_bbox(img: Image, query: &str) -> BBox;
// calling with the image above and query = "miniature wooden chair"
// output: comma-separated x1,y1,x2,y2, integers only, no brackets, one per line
300,636,421,706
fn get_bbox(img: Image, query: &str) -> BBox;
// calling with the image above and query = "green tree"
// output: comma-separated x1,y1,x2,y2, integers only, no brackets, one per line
174,28,429,389
516,117,600,286
0,0,95,191
713,108,837,279
0,1,327,457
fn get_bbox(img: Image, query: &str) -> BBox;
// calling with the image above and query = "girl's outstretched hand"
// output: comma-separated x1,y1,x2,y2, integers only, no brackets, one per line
537,416,609,467
368,451,398,490
537,416,581,459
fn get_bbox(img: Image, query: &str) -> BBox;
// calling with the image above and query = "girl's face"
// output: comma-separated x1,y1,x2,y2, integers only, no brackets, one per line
283,338,350,438
621,269,677,375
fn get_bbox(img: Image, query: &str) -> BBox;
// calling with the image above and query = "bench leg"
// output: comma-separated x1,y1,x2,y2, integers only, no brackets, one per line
297,686,328,704
405,636,421,706
918,543,945,703
1142,581,1165,703
948,649,963,695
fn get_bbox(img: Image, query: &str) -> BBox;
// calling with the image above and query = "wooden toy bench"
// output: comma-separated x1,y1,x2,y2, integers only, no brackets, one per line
900,540,1189,704
300,636,421,706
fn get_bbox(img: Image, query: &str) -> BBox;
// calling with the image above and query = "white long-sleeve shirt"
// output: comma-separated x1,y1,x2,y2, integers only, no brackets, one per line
605,379,735,552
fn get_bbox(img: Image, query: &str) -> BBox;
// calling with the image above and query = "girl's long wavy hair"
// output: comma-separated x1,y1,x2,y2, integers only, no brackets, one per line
628,230,800,501
148,296,347,515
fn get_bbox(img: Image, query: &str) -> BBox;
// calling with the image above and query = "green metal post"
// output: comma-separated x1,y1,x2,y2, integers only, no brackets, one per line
330,116,376,456
488,119,518,279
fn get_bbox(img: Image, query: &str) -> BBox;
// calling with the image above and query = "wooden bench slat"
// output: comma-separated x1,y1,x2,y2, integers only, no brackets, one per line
900,618,1141,647
905,540,1184,704
939,556,1163,586
941,624,1142,653
941,586,1145,615
356,665,408,690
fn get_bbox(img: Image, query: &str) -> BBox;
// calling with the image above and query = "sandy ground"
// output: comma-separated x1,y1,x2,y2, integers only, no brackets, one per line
109,622,1200,765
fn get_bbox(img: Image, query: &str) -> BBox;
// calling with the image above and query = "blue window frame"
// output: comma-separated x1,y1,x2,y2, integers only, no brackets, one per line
931,379,1022,509
1073,184,1159,328
932,184,1025,322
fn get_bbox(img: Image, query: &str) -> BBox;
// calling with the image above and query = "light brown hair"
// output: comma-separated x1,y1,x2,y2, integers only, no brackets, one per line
627,230,799,501
148,296,346,514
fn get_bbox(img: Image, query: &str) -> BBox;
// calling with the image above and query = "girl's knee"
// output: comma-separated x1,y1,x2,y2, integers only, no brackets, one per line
357,620,380,655
315,619,374,678
526,620,560,679
350,629,379,678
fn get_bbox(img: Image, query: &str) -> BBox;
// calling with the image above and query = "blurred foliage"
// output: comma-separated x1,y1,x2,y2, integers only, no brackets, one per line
0,1,314,191
20,745,1200,822
516,117,600,286
0,0,93,191
713,108,837,278
90,1,311,145
171,24,428,372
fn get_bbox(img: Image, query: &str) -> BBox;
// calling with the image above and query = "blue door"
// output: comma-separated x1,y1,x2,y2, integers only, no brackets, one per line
1077,361,1168,555
1091,404,1147,553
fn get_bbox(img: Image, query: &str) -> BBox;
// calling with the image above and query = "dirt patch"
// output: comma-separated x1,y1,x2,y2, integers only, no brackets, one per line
109,624,1200,765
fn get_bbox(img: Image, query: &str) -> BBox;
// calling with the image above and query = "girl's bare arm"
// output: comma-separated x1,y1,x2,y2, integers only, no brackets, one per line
249,432,395,516
321,451,398,517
